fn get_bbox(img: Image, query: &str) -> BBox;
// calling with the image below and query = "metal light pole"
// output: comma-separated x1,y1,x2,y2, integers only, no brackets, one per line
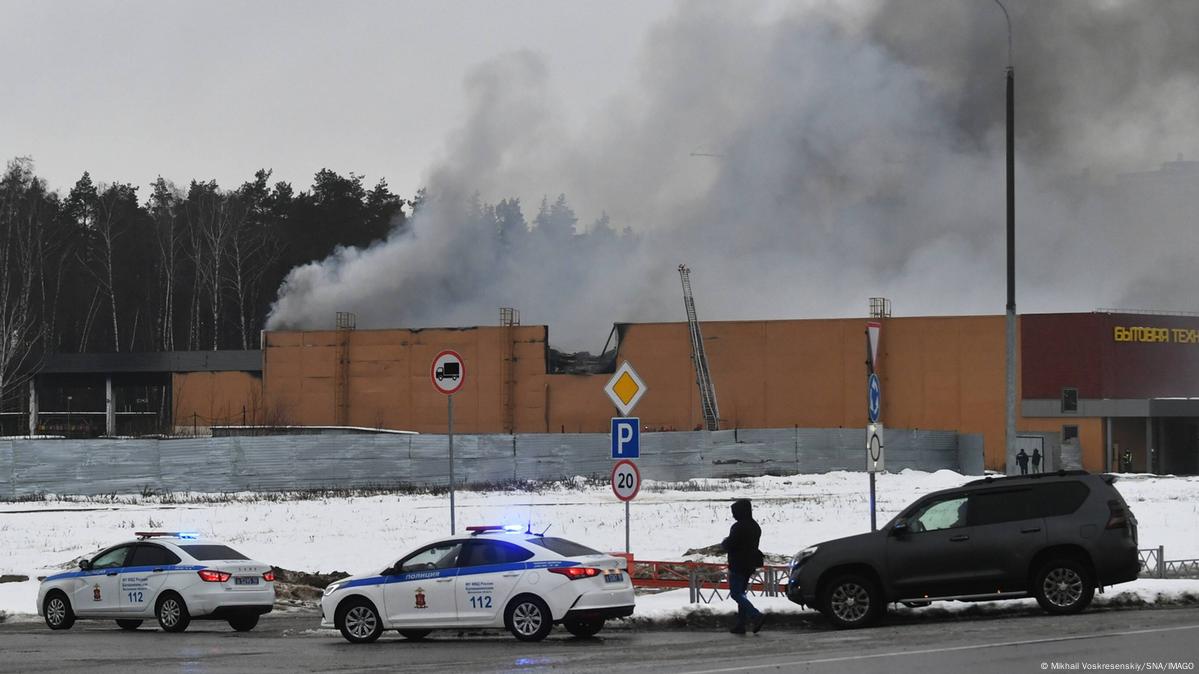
994,0,1017,473
66,395,72,438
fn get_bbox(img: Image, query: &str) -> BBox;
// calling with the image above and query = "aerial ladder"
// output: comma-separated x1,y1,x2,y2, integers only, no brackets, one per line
678,264,720,431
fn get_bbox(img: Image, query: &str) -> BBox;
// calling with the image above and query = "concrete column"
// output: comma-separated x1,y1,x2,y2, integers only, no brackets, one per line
28,379,37,436
1105,417,1112,473
1145,416,1153,473
106,375,116,437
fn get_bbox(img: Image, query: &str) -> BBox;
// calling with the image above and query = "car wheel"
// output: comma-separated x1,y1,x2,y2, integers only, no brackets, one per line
43,592,75,630
505,595,553,642
228,615,259,632
156,593,191,633
336,598,384,644
820,574,883,629
563,618,604,638
1033,558,1095,615
399,629,432,640
116,619,143,630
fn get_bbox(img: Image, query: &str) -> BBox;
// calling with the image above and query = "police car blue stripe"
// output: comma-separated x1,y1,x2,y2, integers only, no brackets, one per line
43,565,207,582
337,560,581,590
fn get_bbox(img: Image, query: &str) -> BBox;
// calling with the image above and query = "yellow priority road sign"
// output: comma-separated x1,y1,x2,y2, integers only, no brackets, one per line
604,361,647,416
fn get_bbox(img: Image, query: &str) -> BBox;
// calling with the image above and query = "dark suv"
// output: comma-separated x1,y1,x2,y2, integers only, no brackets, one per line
786,471,1140,628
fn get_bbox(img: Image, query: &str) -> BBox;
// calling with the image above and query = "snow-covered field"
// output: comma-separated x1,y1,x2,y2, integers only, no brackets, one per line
2,470,1196,620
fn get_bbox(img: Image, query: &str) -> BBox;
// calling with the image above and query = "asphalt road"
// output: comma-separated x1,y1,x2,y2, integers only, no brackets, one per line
1,606,1197,674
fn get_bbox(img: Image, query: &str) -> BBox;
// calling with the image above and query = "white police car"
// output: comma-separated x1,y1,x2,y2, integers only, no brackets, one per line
38,532,275,633
321,525,635,643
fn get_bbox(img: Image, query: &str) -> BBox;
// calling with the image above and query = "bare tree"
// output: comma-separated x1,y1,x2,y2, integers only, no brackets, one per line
184,181,239,350
149,178,182,351
0,159,46,410
90,184,138,351
227,210,272,349
228,178,279,350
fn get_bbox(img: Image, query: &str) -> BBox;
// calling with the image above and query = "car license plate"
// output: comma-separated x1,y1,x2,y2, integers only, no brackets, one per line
234,576,259,586
604,571,623,583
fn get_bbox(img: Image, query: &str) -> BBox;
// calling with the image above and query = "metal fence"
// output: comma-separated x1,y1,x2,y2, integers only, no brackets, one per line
0,427,976,499
1139,547,1199,579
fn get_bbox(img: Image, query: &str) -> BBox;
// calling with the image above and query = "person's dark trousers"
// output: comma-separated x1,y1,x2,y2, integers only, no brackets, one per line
728,571,762,629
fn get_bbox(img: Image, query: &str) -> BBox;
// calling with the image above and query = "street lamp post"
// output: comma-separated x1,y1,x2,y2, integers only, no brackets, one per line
994,0,1017,473
66,395,73,439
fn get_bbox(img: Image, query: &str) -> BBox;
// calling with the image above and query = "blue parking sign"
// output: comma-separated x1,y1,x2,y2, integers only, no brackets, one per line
611,417,640,459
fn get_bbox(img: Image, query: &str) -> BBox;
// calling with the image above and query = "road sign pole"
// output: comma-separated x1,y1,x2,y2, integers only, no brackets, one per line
448,393,455,535
869,471,876,532
625,500,630,553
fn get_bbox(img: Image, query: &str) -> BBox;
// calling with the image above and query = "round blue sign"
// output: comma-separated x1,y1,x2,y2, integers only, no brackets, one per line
868,373,881,423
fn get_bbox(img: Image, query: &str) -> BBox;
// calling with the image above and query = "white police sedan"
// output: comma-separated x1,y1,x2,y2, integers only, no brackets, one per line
321,525,635,643
38,532,275,633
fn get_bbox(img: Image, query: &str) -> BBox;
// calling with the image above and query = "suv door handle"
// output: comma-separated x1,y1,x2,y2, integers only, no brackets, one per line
152,568,164,572
1020,527,1042,534
502,573,521,577
106,571,119,576
949,535,970,542
436,578,453,583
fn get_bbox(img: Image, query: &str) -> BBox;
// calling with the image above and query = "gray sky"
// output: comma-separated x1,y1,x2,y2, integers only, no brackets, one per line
1,0,679,196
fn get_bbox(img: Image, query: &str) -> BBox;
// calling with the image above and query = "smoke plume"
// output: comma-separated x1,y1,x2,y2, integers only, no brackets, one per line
267,1,1199,351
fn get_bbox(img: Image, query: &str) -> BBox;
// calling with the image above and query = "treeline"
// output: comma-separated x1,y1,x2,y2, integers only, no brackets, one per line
0,157,406,406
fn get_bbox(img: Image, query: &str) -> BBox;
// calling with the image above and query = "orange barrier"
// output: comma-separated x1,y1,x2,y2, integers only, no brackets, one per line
609,553,788,593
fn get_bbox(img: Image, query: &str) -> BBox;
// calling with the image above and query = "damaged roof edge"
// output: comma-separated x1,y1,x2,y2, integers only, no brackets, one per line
546,323,623,375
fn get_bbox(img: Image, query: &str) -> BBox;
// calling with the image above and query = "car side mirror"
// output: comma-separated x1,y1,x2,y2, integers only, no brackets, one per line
891,521,909,536
79,559,92,570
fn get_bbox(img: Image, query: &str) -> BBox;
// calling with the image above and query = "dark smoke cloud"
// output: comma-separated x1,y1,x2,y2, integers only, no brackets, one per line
268,1,1199,350
866,0,1199,172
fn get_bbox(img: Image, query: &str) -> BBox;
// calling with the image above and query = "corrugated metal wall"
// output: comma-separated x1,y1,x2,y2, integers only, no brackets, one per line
0,428,975,498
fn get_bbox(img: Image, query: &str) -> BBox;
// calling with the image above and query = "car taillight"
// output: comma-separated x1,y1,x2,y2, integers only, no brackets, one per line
198,569,232,583
1105,499,1128,530
262,570,276,582
548,567,602,580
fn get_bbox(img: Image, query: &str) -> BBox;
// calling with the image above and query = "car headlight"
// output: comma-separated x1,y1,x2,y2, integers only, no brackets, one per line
323,582,343,596
789,545,819,570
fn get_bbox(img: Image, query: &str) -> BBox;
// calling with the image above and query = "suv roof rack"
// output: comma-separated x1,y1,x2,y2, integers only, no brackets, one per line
965,469,1090,486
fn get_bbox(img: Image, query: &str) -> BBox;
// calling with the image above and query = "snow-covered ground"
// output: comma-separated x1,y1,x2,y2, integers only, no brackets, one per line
2,470,1196,620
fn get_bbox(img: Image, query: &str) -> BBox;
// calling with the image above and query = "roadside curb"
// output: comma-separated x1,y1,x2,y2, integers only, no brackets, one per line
606,593,1199,631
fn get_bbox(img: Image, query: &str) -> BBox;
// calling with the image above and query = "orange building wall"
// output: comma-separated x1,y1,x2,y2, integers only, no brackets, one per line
172,371,263,429
264,326,548,434
262,317,1109,472
612,317,1029,470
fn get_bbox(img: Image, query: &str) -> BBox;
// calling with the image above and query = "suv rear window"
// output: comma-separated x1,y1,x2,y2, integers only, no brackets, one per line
179,545,250,561
969,488,1037,526
1034,481,1089,517
526,537,601,557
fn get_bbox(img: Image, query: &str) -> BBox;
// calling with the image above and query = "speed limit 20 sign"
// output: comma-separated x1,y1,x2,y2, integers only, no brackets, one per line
611,459,641,502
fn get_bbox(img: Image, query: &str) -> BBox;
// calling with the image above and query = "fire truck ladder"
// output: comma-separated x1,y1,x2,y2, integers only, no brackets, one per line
678,264,720,431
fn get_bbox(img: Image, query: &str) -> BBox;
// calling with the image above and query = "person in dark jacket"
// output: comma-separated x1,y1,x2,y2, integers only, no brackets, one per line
721,498,765,634
1016,449,1029,475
